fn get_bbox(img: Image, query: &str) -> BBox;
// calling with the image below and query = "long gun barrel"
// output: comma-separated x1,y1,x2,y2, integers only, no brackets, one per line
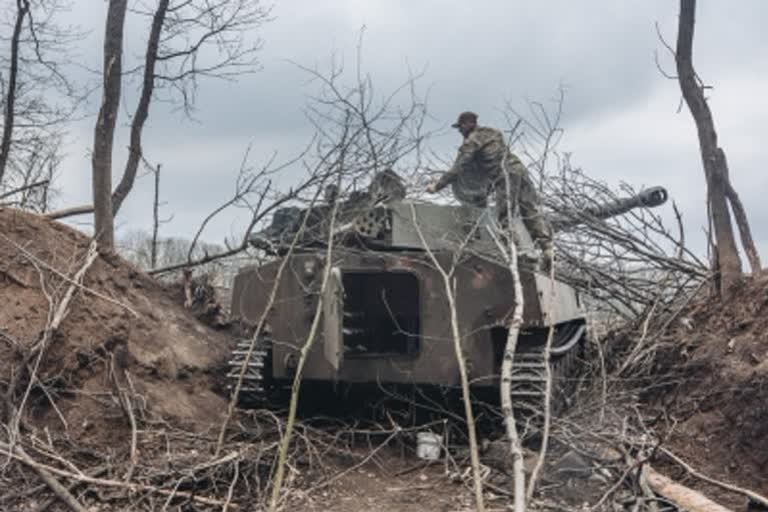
549,186,668,232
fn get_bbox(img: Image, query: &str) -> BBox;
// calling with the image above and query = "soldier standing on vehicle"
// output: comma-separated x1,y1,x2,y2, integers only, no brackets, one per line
425,111,553,267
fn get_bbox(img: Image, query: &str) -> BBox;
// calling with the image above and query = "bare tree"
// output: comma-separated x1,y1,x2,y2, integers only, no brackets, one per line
0,0,29,185
501,92,707,327
145,31,434,278
266,43,435,508
0,0,83,210
675,0,761,289
145,143,318,276
109,0,169,216
111,0,271,215
495,167,530,512
92,0,127,251
52,0,271,233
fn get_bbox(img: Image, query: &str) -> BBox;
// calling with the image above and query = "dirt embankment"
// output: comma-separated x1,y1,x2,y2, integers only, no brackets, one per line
656,275,768,505
3,206,767,511
0,207,234,446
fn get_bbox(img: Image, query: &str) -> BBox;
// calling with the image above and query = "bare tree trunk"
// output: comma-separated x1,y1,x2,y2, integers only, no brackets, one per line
676,0,742,290
718,149,762,275
92,0,127,251
645,466,731,512
269,188,342,512
151,164,161,269
526,262,555,503
491,169,527,511
411,205,486,512
216,180,324,459
444,278,487,512
498,260,526,511
726,184,762,276
111,0,169,215
0,0,30,186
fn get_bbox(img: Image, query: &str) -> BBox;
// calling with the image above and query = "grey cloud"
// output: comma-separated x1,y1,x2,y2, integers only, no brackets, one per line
46,0,768,262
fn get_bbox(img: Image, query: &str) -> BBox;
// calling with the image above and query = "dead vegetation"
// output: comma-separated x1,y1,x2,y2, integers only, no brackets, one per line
3,79,766,510
2,176,768,511
1,7,765,508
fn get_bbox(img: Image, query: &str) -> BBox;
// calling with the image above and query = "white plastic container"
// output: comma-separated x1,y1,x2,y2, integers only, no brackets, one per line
416,432,443,460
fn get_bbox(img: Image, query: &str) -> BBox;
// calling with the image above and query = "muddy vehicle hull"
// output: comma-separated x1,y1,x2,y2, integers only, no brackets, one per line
229,184,667,402
231,248,584,389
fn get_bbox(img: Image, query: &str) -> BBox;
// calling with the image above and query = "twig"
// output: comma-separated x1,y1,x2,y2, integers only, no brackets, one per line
149,245,244,275
35,465,109,512
309,429,400,493
385,483,437,492
0,232,138,317
215,185,324,456
11,445,88,512
0,179,50,201
222,459,239,512
8,240,99,437
0,267,29,287
393,460,438,477
483,480,515,498
118,371,138,482
43,241,99,333
639,465,660,512
591,458,640,511
192,450,243,473
660,446,768,508
161,477,187,511
656,278,706,335
0,442,239,509
44,204,94,220
526,249,556,502
269,173,344,511
151,163,161,269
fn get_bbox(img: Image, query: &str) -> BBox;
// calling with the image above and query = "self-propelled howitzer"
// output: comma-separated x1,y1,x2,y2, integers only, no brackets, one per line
228,183,669,405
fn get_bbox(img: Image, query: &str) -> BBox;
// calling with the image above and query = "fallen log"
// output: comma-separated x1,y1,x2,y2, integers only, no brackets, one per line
644,465,732,512
660,447,768,509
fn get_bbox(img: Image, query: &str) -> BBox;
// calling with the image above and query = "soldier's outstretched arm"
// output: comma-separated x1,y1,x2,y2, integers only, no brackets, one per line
427,134,480,193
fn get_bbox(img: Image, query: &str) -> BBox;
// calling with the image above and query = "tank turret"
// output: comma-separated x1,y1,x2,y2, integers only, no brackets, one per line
251,185,669,256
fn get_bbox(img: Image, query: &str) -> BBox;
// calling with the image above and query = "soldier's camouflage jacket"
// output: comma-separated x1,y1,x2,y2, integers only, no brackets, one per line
434,126,528,206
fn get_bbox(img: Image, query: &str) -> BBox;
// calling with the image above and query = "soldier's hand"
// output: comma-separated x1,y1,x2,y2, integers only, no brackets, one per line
425,183,438,194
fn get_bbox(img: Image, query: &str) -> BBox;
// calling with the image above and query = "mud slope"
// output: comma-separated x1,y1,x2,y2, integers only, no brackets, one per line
0,207,233,446
659,275,768,503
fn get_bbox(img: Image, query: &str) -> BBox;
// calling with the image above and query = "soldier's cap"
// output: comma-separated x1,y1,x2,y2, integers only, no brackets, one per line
451,111,478,128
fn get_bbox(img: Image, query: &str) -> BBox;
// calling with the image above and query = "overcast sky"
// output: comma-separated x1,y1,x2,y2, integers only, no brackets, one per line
52,1,768,259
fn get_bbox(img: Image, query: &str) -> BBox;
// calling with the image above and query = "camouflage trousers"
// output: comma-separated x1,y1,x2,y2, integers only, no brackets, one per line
493,170,552,248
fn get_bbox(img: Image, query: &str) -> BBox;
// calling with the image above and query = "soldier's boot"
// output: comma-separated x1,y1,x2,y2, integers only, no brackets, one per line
517,248,539,266
536,239,554,274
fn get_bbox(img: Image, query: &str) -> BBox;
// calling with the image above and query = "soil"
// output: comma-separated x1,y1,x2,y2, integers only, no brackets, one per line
291,455,476,512
650,274,768,509
0,207,234,447
3,206,767,511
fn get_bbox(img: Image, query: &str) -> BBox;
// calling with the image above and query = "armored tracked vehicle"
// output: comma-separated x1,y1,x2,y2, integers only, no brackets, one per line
227,175,668,407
